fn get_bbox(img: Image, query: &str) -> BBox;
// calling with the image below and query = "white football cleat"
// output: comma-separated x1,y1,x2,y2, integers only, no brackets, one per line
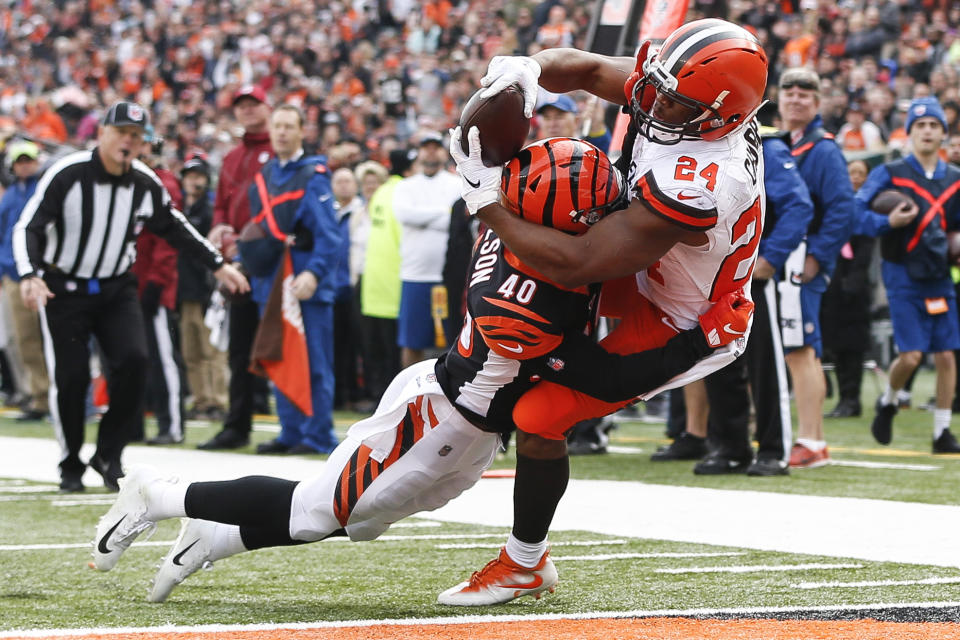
91,466,171,571
437,547,558,606
148,518,216,603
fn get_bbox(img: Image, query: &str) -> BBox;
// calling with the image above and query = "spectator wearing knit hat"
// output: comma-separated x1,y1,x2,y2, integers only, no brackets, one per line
858,96,960,454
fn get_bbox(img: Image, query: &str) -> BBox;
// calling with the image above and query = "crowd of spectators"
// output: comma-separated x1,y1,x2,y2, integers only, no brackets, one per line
4,0,960,173
2,0,960,424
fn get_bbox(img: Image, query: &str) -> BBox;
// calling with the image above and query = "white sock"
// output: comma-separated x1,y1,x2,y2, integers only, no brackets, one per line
896,388,911,403
881,386,897,406
505,534,547,569
209,522,247,561
144,480,188,521
934,409,951,440
797,438,826,451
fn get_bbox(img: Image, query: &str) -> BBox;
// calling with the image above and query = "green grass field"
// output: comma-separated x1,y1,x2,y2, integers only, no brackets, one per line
3,368,960,634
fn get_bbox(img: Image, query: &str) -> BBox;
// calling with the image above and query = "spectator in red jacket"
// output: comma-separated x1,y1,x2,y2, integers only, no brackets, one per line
198,85,274,451
133,131,188,445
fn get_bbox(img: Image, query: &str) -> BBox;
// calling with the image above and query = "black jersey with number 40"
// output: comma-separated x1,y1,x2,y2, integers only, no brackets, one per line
435,228,716,434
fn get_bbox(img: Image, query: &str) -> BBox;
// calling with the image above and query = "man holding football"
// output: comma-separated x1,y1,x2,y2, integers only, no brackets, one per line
89,137,752,603
440,18,768,605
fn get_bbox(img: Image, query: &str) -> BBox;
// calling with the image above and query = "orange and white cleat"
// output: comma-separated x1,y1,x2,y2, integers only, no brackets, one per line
437,547,558,606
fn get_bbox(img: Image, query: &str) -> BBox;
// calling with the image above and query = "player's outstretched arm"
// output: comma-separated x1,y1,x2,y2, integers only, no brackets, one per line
529,292,754,402
531,49,635,106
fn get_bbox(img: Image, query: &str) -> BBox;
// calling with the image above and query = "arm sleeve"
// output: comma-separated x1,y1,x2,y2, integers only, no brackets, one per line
853,165,893,237
301,173,343,282
527,328,714,402
13,167,65,278
758,140,814,271
145,184,224,271
805,143,855,270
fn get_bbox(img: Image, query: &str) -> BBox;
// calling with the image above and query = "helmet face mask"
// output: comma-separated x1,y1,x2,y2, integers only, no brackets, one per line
500,137,625,235
627,19,768,145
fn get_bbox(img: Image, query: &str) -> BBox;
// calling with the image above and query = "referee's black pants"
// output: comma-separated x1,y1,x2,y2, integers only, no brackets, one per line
39,273,148,478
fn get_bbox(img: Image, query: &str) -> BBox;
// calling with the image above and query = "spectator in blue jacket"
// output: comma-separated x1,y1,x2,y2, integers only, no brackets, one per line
778,68,856,469
0,140,49,421
856,97,960,454
240,104,342,455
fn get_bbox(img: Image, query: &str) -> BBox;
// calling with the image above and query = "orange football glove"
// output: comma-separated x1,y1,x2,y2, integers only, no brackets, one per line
699,291,754,348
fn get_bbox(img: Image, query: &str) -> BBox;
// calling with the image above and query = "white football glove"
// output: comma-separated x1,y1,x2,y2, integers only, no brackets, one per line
449,126,502,215
480,56,542,118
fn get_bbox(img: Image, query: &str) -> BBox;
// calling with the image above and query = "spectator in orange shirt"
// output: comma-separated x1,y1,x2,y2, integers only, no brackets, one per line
22,99,67,143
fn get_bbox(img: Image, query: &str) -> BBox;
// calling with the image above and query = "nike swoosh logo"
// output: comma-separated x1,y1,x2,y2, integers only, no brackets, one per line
676,192,699,200
465,176,481,189
723,323,745,335
498,343,523,353
172,539,199,566
318,194,332,203
98,517,125,554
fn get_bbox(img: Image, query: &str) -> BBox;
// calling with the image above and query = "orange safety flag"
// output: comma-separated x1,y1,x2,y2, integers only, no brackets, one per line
249,248,313,416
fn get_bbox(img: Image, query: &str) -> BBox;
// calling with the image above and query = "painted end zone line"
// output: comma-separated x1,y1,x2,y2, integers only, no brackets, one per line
6,600,960,638
794,576,960,589
655,562,863,575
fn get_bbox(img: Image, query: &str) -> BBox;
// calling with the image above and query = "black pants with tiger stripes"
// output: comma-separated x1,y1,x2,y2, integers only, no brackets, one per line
38,272,148,479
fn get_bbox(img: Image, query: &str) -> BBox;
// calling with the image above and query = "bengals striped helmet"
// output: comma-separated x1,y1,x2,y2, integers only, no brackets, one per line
624,18,768,144
499,137,624,234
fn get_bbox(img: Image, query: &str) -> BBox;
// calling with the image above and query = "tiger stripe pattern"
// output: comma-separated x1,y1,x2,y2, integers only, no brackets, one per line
333,395,440,527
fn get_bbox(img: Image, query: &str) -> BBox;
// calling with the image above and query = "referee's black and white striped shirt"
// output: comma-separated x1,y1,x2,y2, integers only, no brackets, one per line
13,148,223,281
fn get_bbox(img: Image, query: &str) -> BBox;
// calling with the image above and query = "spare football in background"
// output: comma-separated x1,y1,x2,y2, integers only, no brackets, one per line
870,189,911,215
459,83,530,167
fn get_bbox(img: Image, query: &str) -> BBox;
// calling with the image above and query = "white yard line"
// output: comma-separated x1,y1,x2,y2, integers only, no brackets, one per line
828,460,939,471
0,540,175,551
437,539,627,550
606,445,644,454
5,601,960,638
795,576,960,589
51,498,116,507
655,562,863,575
0,485,59,493
554,551,747,562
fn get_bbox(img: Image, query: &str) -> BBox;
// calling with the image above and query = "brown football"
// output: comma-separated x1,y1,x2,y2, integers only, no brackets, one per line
459,83,530,167
870,189,911,215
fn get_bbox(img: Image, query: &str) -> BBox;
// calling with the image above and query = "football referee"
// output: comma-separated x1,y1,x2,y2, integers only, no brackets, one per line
13,101,249,492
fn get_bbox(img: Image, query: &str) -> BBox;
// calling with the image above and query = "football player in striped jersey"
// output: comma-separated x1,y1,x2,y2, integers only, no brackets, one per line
443,18,768,604
88,138,751,603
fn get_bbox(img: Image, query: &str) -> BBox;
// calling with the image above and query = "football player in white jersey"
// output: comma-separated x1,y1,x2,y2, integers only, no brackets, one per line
88,138,752,603
441,18,768,605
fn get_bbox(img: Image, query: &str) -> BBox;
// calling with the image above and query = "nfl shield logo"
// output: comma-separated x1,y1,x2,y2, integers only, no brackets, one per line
128,104,144,122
